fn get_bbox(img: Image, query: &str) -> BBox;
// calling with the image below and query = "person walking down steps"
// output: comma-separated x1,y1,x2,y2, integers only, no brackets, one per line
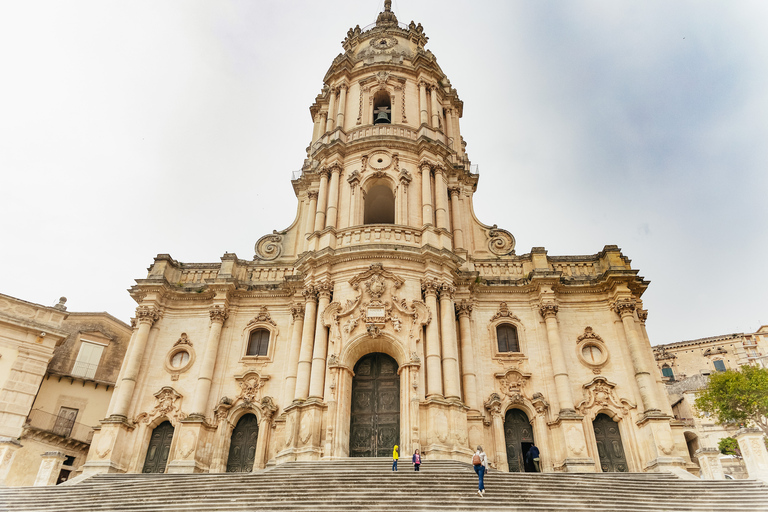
472,446,489,497
412,449,421,471
526,443,540,472
392,445,399,471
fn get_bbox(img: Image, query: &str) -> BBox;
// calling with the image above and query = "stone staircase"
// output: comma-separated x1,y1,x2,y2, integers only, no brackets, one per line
2,458,767,511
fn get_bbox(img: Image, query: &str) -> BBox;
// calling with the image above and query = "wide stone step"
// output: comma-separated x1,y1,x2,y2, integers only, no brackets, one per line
2,459,767,512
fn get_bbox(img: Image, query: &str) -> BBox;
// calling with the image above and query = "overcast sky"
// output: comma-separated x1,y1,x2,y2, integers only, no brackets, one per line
1,1,766,345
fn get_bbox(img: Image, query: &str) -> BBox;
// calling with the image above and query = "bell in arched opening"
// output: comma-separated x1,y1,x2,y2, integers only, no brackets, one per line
373,90,392,125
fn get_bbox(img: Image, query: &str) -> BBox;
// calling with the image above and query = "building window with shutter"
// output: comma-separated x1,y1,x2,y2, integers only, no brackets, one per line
661,365,674,380
71,341,105,379
246,328,271,357
713,359,726,372
496,324,520,353
52,407,78,438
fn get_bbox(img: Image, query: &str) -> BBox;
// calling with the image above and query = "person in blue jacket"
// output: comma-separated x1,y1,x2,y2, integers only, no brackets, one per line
526,444,540,472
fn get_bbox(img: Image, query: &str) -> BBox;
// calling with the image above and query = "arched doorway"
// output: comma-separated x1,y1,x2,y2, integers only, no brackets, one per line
504,409,535,472
364,184,395,224
593,413,628,472
227,413,259,472
349,353,399,457
142,421,174,473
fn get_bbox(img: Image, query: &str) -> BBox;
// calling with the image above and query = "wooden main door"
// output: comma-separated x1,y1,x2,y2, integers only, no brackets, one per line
227,414,259,472
504,409,535,472
349,353,399,457
593,413,628,472
142,421,174,473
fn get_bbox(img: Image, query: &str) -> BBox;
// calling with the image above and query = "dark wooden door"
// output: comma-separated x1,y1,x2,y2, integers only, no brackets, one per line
593,413,628,472
349,353,399,457
504,409,534,472
227,414,259,472
142,421,174,473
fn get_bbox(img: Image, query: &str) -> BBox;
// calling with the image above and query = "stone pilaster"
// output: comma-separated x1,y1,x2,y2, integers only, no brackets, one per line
735,428,768,483
308,283,332,399
33,451,66,486
313,168,330,233
421,279,443,398
456,300,477,411
335,84,347,130
418,80,428,125
325,165,342,229
433,166,450,232
695,448,725,480
538,301,575,413
284,303,305,401
0,438,22,485
189,305,229,417
294,287,318,401
429,84,440,128
438,283,461,401
420,161,433,226
449,187,464,250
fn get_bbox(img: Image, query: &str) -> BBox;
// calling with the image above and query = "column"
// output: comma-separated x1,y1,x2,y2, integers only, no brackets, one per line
326,88,337,131
33,451,66,486
318,111,327,136
421,280,443,398
538,302,575,412
418,81,429,125
430,85,440,128
449,187,464,249
398,170,411,225
695,448,725,480
253,401,277,470
420,162,433,226
305,191,318,237
485,396,508,472
311,112,322,142
294,287,318,401
313,169,330,232
284,304,305,401
325,166,341,229
456,301,478,411
445,107,455,148
335,84,347,130
189,305,229,417
438,283,461,401
433,166,450,231
735,428,768,483
111,305,161,418
308,283,332,399
612,298,661,412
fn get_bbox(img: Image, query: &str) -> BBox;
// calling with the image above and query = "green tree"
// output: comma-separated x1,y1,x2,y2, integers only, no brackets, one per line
718,437,741,456
694,365,768,436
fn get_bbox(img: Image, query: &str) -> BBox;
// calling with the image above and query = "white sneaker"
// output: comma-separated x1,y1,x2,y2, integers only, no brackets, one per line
477,490,483,497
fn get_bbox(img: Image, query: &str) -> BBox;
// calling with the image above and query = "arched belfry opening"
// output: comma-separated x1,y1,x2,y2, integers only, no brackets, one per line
364,183,395,224
373,89,392,124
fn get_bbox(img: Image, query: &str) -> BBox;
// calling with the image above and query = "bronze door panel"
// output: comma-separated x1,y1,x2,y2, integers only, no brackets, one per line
349,353,400,457
593,413,628,472
227,414,259,472
504,409,534,472
142,421,174,474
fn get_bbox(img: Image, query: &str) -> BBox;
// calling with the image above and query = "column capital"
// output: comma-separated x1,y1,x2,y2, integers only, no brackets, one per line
302,286,319,303
318,167,331,179
291,303,305,321
455,300,474,318
135,305,162,326
611,298,637,318
538,301,559,319
421,278,439,297
484,393,503,417
438,283,456,300
433,164,447,176
315,281,333,300
448,186,462,198
337,83,348,92
399,169,412,185
307,190,319,200
637,308,648,324
328,163,342,174
418,79,429,89
209,305,229,323
418,159,433,173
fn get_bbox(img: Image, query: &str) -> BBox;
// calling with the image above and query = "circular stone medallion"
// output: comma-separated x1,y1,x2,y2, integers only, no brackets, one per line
368,151,392,170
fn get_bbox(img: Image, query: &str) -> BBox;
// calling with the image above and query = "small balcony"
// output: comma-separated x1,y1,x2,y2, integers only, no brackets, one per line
25,409,94,446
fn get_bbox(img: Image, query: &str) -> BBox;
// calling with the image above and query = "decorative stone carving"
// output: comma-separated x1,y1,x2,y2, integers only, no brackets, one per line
576,377,635,418
496,368,531,403
490,302,519,322
611,298,637,317
455,300,473,318
438,283,455,300
136,387,186,426
247,306,277,327
576,327,609,374
214,397,233,424
488,226,515,256
366,323,381,338
391,296,431,343
302,286,318,302
235,371,270,408
254,232,283,261
136,305,162,325
484,393,502,416
307,190,319,200
637,308,648,324
531,392,550,416
174,333,192,347
538,302,559,319
420,278,439,297
291,304,305,322
653,346,677,361
209,305,229,323
260,396,278,422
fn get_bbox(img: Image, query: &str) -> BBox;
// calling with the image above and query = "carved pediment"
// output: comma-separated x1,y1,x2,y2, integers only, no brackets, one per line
135,386,186,426
491,302,520,323
576,377,635,417
247,306,277,327
234,371,270,408
495,368,532,403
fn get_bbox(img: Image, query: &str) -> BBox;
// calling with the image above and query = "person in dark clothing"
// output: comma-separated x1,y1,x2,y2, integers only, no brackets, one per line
526,444,540,472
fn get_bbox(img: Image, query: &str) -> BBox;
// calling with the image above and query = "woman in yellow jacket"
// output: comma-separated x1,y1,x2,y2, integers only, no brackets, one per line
392,445,399,471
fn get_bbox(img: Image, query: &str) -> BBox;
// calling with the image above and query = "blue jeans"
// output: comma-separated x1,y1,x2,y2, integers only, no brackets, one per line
474,464,485,491
392,460,397,471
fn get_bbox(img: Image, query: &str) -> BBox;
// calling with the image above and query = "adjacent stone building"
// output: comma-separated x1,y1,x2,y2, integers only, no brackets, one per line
82,3,694,477
0,293,131,486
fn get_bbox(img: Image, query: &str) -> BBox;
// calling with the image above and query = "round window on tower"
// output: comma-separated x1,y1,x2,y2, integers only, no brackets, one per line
164,337,196,380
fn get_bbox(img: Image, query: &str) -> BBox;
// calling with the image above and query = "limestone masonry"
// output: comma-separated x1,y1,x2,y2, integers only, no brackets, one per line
81,2,695,476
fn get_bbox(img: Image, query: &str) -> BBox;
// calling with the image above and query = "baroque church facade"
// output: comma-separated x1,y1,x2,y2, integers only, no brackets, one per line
82,3,693,476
